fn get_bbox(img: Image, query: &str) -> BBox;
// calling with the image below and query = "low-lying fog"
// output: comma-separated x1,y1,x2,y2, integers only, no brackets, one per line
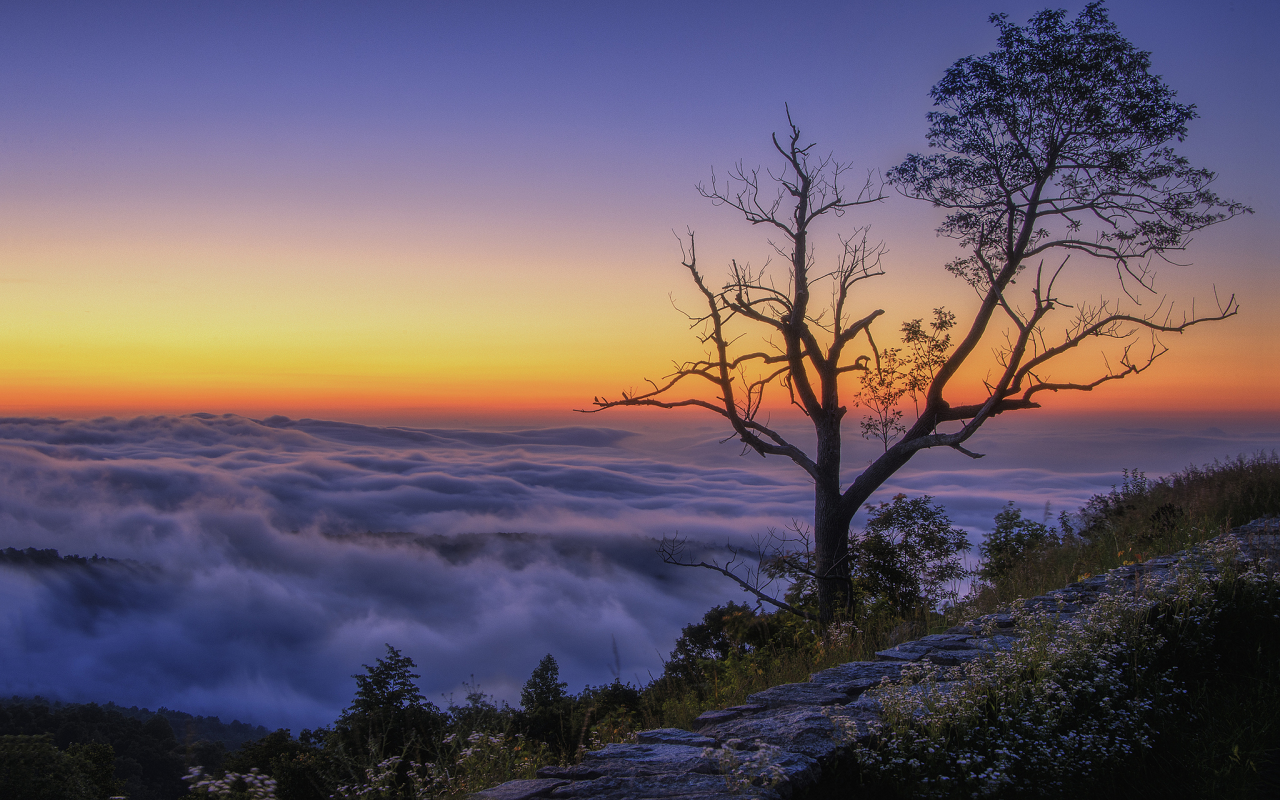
0,412,1274,730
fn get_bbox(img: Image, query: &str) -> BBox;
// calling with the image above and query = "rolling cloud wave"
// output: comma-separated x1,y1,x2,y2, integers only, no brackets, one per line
0,413,1273,730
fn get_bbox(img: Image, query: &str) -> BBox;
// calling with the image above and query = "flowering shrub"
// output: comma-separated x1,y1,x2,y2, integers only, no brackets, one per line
326,731,552,800
185,729,553,800
843,538,1280,798
184,767,278,799
701,740,787,791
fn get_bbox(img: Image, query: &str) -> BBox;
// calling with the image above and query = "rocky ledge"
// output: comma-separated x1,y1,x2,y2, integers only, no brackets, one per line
474,518,1279,800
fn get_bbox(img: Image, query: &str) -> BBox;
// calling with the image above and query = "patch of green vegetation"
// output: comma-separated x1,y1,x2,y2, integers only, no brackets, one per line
1103,602,1280,799
0,735,124,800
965,451,1280,617
0,701,188,799
847,537,1280,799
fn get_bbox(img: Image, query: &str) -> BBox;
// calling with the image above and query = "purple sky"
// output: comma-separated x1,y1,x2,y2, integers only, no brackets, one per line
0,0,1275,414
0,0,1276,731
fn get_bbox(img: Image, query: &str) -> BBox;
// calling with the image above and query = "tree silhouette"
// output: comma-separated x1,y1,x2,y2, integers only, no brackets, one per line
331,645,444,781
517,654,570,753
587,3,1247,623
519,654,568,713
346,645,427,716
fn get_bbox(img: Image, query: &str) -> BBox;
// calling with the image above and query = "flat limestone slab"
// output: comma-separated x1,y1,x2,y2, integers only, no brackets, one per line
700,705,840,763
546,772,776,800
746,682,851,709
580,743,722,778
473,778,570,800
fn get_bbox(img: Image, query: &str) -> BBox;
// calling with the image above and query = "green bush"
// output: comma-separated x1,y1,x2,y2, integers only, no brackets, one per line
0,734,115,800
978,502,1059,583
845,540,1280,798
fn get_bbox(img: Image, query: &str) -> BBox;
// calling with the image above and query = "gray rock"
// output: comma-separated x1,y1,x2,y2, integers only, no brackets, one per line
916,633,977,649
809,661,903,695
741,745,823,794
874,646,930,662
746,682,851,708
845,693,882,714
855,681,968,719
1075,576,1112,589
472,778,570,800
692,704,767,730
536,765,604,780
975,612,1017,628
635,728,718,747
830,705,882,733
972,634,1019,652
875,635,989,662
701,705,842,762
581,743,721,777
913,635,990,666
922,647,988,666
548,773,777,800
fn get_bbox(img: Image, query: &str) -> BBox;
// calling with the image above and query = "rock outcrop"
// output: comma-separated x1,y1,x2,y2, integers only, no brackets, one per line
474,518,1279,800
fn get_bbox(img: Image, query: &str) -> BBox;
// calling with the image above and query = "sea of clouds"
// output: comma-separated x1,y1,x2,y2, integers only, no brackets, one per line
0,412,1274,731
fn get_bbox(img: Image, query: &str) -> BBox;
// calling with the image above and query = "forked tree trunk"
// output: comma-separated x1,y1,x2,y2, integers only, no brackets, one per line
812,418,852,624
813,485,853,624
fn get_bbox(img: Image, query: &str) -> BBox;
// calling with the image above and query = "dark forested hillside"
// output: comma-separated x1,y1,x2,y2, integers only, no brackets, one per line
101,702,269,751
0,696,267,799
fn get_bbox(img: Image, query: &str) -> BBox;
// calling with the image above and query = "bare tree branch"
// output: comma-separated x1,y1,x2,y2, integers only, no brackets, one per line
657,536,816,621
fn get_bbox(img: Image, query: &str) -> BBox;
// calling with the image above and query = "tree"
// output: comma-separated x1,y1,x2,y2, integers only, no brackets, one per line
762,495,968,619
331,645,445,780
519,655,568,713
978,502,1060,583
852,495,969,614
346,645,429,718
660,602,780,684
0,735,113,800
516,655,570,753
224,730,328,800
587,3,1247,624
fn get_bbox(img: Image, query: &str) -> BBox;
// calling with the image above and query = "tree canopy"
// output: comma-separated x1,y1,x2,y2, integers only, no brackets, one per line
589,3,1247,623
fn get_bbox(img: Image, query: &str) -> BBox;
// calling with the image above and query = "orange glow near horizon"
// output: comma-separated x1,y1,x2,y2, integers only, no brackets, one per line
0,3,1274,428
1,228,1274,423
2,310,1273,423
7,214,1270,423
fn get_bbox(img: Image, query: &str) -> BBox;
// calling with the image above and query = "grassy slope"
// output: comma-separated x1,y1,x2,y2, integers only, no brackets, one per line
634,453,1280,797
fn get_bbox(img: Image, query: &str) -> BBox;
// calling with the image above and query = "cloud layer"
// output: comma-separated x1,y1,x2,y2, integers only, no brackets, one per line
0,413,1274,730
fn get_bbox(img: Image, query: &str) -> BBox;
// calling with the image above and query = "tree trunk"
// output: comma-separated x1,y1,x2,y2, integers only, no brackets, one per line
813,485,852,624
812,417,850,624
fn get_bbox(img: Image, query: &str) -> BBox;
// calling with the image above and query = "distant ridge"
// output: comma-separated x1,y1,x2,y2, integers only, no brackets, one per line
0,546,118,567
0,546,155,573
0,695,271,750
102,701,271,749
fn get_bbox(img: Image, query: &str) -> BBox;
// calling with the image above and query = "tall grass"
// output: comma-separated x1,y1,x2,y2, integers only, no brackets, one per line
641,452,1280,736
630,613,937,732
835,453,1280,799
963,451,1280,617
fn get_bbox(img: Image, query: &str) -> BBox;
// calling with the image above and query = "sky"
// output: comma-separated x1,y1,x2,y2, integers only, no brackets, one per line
0,0,1277,731
0,0,1275,420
